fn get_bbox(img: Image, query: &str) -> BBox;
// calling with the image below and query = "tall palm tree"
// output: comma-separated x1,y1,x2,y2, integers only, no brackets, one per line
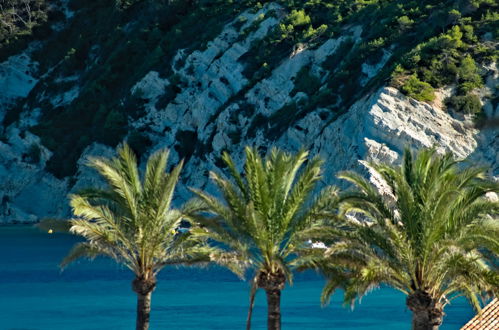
187,147,336,330
302,148,499,330
60,144,214,330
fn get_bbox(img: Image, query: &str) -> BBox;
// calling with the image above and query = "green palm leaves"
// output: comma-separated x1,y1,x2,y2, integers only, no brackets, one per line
63,143,213,330
309,148,498,329
55,143,497,330
188,147,337,330
65,144,210,274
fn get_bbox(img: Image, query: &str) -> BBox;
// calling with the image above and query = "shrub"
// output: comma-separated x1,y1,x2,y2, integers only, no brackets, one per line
238,102,254,117
397,16,414,29
447,9,461,25
2,101,24,128
303,24,327,40
291,66,322,97
25,143,42,164
115,0,141,9
247,113,268,139
310,87,337,109
322,38,355,72
0,0,51,60
240,13,265,38
445,94,482,114
10,0,498,179
461,25,477,43
127,130,152,158
174,130,198,161
228,130,242,144
286,9,311,27
102,109,127,145
123,91,148,119
401,75,435,102
456,55,483,92
267,102,300,139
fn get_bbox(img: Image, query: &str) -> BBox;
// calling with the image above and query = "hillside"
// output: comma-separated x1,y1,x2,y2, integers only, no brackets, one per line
0,0,498,223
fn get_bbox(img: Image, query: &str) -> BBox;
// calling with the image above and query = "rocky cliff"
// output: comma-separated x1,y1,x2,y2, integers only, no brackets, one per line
0,1,497,223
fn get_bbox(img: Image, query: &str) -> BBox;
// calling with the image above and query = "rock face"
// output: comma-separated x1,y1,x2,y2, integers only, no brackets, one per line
0,4,497,223
299,87,492,184
0,127,66,223
0,129,114,222
0,53,38,120
135,3,283,137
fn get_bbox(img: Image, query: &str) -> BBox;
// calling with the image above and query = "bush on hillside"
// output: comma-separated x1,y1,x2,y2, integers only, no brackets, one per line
445,94,482,114
401,75,435,102
456,55,483,93
9,0,499,178
0,0,48,45
25,143,42,164
127,130,152,158
291,66,322,97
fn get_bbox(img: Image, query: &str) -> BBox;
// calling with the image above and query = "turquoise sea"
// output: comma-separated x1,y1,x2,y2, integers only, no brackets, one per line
1,226,473,329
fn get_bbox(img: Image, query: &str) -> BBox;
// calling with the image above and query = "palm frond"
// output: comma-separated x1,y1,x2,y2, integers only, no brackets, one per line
310,147,498,312
188,146,332,297
62,143,203,281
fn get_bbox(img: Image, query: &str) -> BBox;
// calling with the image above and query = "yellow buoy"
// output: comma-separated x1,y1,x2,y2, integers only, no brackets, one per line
48,229,53,234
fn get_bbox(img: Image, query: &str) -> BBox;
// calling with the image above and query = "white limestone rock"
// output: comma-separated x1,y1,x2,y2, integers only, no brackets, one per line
134,3,282,138
360,50,391,86
50,86,80,107
287,87,492,188
246,33,355,117
132,71,170,101
0,54,38,100
482,62,498,118
0,53,38,119
0,4,497,223
0,128,68,223
70,143,116,194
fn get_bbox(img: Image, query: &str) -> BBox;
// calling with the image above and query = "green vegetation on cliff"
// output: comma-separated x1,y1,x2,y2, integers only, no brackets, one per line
0,0,65,61
1,0,497,179
29,0,248,178
240,0,497,139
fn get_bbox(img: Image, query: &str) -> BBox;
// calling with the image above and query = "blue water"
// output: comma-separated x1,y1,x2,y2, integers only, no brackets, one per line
1,226,473,329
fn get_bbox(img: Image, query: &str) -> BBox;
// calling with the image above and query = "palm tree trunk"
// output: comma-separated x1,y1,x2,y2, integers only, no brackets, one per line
265,288,281,330
132,276,157,330
411,309,443,330
407,291,443,330
136,291,152,330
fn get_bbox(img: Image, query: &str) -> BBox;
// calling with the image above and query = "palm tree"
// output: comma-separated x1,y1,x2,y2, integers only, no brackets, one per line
187,147,336,330
60,144,214,330
303,148,499,330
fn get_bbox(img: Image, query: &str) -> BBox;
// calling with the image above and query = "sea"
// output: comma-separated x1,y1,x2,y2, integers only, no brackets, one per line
0,226,474,329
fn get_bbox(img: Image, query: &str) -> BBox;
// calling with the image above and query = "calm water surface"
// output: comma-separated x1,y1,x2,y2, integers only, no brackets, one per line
1,226,473,329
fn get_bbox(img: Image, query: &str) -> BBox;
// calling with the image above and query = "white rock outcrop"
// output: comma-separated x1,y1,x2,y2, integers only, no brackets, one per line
0,4,496,223
0,127,67,222
303,87,488,184
0,134,115,222
135,3,283,141
0,53,38,120
176,86,497,203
